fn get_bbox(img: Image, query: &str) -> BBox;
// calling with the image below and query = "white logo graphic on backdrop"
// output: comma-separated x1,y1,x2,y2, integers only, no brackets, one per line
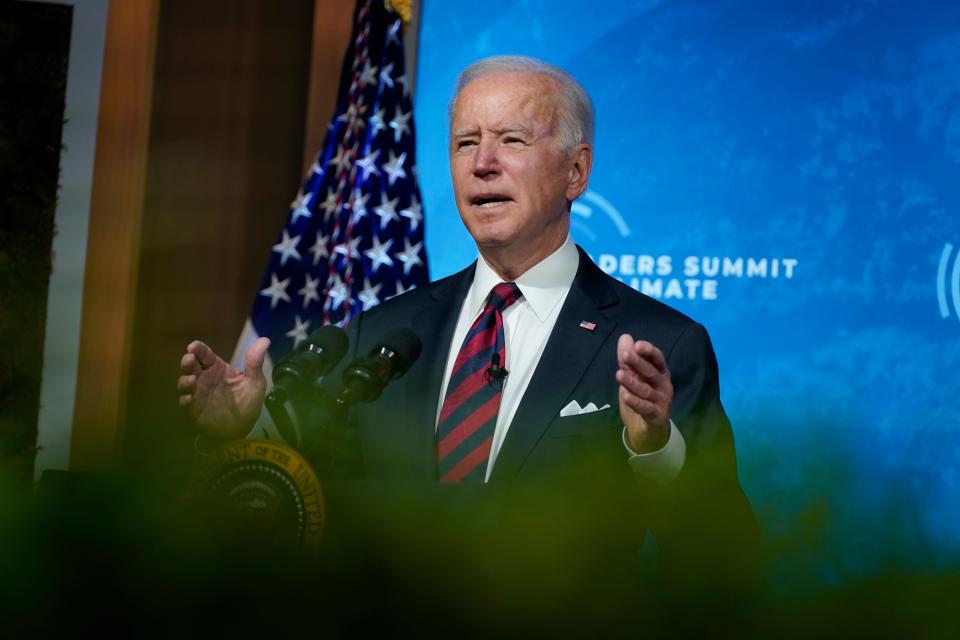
571,190,632,240
937,242,960,321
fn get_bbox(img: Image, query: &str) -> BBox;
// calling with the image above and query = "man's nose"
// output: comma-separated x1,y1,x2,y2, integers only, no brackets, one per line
472,139,500,177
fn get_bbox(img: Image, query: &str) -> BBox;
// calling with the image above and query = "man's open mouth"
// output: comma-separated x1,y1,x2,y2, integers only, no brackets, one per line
471,194,512,208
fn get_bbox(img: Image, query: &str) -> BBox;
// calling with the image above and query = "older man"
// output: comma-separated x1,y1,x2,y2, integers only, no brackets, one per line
178,56,757,606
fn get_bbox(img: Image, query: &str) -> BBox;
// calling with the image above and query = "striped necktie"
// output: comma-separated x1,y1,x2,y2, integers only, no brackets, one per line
436,282,523,482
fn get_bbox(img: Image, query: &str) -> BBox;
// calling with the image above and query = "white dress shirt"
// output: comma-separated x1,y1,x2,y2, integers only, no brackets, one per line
435,236,686,482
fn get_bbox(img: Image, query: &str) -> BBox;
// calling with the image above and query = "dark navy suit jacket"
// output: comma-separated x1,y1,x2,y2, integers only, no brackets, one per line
311,248,759,613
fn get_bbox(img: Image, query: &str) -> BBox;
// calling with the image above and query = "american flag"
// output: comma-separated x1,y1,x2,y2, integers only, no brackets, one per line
232,0,429,373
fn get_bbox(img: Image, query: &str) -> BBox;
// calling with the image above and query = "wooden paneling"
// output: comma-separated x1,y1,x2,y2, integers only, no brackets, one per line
121,0,318,474
70,0,159,472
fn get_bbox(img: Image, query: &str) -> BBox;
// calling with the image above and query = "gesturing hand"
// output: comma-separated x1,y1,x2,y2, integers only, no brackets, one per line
177,337,271,441
615,334,673,454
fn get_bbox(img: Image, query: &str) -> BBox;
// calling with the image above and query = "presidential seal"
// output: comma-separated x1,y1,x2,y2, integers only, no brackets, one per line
189,439,325,549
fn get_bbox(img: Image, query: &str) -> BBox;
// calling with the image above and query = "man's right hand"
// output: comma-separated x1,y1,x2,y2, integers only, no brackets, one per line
177,337,271,441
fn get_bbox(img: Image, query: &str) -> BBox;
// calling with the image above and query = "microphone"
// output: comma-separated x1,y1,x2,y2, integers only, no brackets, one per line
268,325,349,403
266,325,348,447
485,353,509,382
263,325,347,447
337,328,422,405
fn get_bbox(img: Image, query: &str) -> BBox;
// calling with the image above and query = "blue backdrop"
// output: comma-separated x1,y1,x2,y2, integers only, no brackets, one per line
414,0,960,586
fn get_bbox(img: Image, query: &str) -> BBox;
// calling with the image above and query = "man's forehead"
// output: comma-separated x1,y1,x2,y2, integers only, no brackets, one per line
452,73,559,123
459,71,556,98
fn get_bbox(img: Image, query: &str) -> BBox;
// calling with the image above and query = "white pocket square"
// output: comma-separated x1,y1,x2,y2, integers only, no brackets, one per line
559,400,612,417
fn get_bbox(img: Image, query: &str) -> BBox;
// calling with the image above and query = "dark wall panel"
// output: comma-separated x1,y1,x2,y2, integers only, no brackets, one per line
0,1,73,482
123,0,316,473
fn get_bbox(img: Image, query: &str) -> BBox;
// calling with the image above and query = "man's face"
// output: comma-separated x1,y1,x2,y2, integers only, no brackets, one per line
449,72,589,268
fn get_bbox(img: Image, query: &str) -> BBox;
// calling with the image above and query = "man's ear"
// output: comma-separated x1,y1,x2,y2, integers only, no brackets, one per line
565,144,593,201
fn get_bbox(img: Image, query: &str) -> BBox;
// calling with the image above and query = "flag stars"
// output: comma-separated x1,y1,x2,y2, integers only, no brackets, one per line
309,231,330,265
286,315,311,348
290,191,313,224
336,103,353,124
375,192,400,228
325,275,350,310
349,189,370,224
369,107,387,136
337,99,366,130
308,155,325,179
383,150,407,186
389,106,412,143
396,238,424,275
328,144,353,175
359,60,378,88
387,20,402,46
357,278,383,311
364,236,394,272
379,62,394,88
253,16,427,329
355,148,381,179
400,195,423,231
318,187,339,221
298,273,321,307
333,235,362,260
259,273,292,309
272,229,302,266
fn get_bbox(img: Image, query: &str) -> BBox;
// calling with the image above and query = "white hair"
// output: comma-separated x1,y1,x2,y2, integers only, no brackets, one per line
449,55,595,152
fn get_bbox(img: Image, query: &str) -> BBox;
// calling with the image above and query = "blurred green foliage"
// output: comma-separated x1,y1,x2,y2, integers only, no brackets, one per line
0,450,957,637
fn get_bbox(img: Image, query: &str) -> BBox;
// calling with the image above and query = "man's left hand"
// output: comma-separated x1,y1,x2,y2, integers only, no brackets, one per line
616,334,673,454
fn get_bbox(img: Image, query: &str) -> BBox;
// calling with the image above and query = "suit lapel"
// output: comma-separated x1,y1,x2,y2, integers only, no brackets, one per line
398,264,475,480
490,249,620,483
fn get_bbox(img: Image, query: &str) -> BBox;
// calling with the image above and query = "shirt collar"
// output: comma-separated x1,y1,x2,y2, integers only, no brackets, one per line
469,236,579,322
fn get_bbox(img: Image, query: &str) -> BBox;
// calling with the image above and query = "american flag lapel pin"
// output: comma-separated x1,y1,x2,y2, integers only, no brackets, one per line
578,320,597,333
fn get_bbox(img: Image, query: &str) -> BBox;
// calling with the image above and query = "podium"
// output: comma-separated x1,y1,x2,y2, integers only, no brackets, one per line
31,450,654,634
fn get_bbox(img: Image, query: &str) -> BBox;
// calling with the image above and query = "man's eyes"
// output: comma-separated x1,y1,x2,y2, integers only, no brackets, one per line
455,136,526,149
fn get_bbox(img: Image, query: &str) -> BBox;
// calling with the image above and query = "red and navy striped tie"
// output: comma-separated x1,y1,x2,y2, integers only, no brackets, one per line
436,282,523,482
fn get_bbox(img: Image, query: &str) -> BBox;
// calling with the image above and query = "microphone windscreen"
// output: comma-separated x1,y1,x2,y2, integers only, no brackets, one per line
303,324,349,367
376,327,422,375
